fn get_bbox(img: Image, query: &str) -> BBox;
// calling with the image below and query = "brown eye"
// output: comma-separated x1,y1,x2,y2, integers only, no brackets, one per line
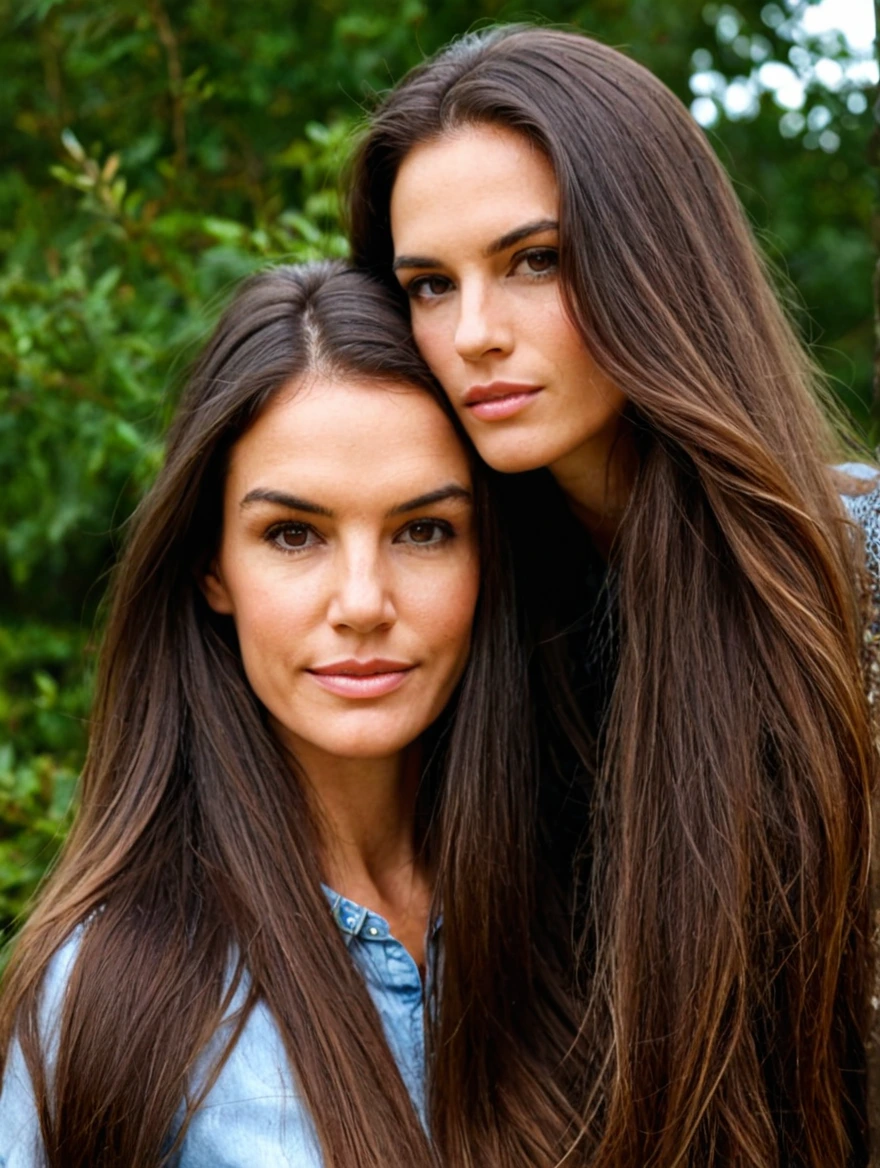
409,522,438,543
397,520,453,547
408,275,452,301
268,523,317,552
280,527,308,548
523,248,558,274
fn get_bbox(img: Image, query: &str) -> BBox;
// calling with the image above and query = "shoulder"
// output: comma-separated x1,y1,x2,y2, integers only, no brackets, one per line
834,460,880,499
7,924,86,1058
2,931,318,1168
178,996,322,1165
835,462,880,575
0,927,85,1166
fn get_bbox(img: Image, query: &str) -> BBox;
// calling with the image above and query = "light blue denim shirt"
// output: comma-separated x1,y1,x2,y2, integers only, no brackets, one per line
0,888,439,1167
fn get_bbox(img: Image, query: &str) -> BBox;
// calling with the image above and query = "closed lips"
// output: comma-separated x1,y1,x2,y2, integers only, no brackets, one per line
306,661,415,698
461,383,543,422
463,382,542,406
308,660,413,676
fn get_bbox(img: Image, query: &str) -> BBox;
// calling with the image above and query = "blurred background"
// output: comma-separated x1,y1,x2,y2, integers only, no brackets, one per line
0,0,876,944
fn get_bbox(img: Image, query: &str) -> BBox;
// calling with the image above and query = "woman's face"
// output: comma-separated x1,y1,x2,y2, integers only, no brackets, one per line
203,377,479,769
389,123,627,478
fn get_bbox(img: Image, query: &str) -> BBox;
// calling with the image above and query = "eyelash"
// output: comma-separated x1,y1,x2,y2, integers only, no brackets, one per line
263,519,457,555
514,247,559,278
405,246,559,301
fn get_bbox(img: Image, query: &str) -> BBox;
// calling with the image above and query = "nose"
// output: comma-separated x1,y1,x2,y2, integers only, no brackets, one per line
453,279,512,362
327,541,396,634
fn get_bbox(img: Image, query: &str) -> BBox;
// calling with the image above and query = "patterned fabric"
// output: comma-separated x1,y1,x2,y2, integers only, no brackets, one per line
841,476,880,699
840,465,880,1152
838,464,880,745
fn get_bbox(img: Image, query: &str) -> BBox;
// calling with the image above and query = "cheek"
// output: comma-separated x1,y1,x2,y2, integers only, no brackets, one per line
236,576,309,635
411,553,480,662
412,314,454,380
224,570,320,681
540,307,626,415
532,295,583,361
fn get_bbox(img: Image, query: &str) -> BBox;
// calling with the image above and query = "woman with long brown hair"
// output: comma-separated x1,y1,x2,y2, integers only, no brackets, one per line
348,25,880,1166
0,261,591,1165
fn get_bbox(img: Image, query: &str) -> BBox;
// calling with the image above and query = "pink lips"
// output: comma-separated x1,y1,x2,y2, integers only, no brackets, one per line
307,659,414,699
462,381,543,421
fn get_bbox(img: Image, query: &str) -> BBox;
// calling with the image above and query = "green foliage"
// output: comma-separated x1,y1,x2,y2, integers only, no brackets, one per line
0,0,875,945
0,622,83,934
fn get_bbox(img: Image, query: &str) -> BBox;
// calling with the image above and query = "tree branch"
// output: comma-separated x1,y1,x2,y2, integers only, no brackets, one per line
146,0,187,171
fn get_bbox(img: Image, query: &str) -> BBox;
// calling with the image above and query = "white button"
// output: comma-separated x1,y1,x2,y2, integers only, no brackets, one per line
369,926,378,936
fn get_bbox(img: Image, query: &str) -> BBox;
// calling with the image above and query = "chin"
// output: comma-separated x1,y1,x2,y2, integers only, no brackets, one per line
467,429,563,476
318,741,415,762
268,708,422,765
297,724,422,762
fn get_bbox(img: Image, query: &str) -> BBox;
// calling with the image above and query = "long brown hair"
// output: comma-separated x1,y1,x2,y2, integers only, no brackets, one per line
0,262,587,1166
348,26,875,1165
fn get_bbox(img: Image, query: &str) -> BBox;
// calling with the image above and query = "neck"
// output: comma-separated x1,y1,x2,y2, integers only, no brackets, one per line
549,414,638,557
289,738,425,908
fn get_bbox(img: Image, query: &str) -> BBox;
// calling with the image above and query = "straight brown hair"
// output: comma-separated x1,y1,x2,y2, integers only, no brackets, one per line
348,26,876,1165
0,262,589,1165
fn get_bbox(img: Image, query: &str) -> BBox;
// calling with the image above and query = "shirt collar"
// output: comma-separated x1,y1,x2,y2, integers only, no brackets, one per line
321,884,442,946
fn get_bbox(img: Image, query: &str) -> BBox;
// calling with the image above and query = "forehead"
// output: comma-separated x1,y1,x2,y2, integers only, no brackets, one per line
226,376,471,501
390,124,558,251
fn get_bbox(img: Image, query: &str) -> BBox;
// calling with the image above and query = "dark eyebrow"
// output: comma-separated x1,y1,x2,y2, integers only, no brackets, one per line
240,489,333,516
239,484,471,518
387,484,472,517
485,218,559,257
392,218,559,272
392,253,443,273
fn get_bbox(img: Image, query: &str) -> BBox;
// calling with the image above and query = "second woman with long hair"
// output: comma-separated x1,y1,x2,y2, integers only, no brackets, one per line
349,25,879,1165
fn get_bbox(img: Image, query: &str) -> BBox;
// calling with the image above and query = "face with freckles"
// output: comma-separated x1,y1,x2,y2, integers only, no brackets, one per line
202,376,479,772
390,123,628,480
